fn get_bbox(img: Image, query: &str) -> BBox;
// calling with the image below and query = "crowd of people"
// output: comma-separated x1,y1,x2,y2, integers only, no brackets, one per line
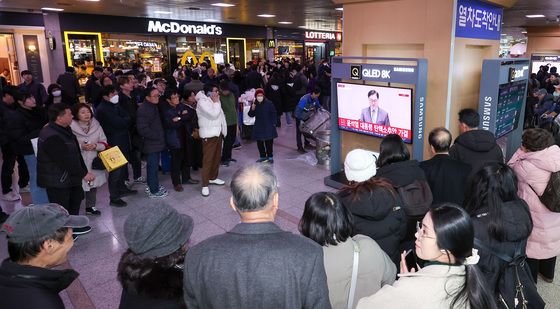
527,65,560,129
0,57,558,308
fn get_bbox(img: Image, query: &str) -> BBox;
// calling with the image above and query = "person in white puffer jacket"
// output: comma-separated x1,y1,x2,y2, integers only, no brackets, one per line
196,84,227,197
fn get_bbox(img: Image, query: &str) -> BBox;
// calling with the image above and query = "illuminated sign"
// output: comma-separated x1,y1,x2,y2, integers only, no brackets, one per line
305,31,342,41
147,20,223,35
455,0,503,40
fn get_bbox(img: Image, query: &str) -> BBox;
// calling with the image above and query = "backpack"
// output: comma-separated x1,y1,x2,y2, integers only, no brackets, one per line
528,171,560,212
474,239,545,309
395,180,433,217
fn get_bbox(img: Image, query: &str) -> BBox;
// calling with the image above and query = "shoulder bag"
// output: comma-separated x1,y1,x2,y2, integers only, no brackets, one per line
347,239,361,309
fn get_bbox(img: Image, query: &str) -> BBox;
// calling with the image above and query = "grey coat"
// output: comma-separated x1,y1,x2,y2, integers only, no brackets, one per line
136,101,165,154
184,222,332,309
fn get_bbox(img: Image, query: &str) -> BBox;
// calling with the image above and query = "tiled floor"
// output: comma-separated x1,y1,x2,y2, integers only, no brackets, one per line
1,122,559,308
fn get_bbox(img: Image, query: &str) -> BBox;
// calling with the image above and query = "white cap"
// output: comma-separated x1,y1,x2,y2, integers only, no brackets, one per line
344,149,377,182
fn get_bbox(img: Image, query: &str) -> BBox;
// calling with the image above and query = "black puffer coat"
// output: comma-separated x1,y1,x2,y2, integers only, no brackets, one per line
338,186,406,266
4,105,47,155
449,129,504,176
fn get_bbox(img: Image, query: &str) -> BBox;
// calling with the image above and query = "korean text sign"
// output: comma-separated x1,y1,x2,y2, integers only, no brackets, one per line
455,0,503,40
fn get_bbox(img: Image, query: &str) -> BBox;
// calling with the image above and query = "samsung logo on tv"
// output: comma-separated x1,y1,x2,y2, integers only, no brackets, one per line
148,20,223,35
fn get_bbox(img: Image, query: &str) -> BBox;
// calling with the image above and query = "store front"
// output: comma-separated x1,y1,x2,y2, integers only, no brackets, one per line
59,14,267,75
304,30,343,64
0,11,52,86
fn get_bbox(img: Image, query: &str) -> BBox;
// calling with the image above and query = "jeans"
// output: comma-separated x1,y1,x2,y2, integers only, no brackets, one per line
23,154,49,204
1,145,29,194
146,152,160,194
285,112,293,125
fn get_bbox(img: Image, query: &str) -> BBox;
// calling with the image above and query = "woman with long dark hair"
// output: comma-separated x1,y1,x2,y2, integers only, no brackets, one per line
464,162,532,291
300,192,396,309
508,128,560,283
357,203,496,309
338,149,407,265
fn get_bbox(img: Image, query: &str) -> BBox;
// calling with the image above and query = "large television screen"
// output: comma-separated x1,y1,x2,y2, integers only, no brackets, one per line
531,54,560,74
336,83,413,143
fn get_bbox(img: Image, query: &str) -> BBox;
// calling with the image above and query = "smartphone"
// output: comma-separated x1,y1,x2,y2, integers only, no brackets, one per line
404,249,419,271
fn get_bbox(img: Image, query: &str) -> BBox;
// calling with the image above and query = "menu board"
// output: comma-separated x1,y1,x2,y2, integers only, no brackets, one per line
495,80,526,138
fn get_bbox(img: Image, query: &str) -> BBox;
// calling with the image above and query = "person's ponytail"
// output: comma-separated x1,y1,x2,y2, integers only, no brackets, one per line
452,264,497,309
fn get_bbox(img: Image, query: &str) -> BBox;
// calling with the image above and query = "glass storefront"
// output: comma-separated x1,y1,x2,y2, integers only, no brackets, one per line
0,33,20,85
275,40,304,61
102,34,167,73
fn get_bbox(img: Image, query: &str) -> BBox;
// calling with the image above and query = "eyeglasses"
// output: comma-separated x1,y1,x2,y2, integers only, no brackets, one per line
416,221,436,239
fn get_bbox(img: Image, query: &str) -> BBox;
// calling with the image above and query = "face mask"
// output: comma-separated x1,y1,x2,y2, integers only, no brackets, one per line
138,68,144,72
110,95,119,104
52,90,62,97
256,96,264,103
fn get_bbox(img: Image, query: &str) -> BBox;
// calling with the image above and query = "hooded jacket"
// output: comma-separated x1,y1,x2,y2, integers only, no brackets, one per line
195,91,227,139
0,259,79,309
338,186,406,265
508,145,560,259
471,199,533,291
449,129,504,176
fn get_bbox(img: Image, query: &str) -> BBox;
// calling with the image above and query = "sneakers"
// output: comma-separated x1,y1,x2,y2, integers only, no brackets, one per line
297,147,307,154
232,144,242,150
134,176,146,183
267,158,274,164
19,185,30,193
145,185,166,194
201,186,210,197
85,207,101,215
148,188,168,198
256,158,268,163
220,161,230,167
124,180,134,190
73,226,92,235
1,191,21,201
110,199,127,207
209,178,226,185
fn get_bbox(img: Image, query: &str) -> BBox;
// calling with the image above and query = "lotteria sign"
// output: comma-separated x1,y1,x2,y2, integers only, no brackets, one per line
147,20,223,35
305,31,342,41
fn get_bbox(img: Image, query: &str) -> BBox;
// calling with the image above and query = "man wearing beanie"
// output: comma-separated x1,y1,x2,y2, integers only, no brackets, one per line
118,201,193,308
0,203,89,308
184,164,331,308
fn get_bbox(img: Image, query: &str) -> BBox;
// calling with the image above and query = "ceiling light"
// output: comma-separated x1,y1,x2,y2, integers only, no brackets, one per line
258,14,275,18
212,3,235,7
279,21,292,24
336,8,343,11
41,7,64,11
204,19,220,22
521,31,527,34
154,11,172,14
526,14,545,18
298,26,307,29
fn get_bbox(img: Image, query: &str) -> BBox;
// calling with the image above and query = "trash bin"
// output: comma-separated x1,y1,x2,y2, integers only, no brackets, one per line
314,130,331,168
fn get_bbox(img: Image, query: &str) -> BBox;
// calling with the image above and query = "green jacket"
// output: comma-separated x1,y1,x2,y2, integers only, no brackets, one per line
220,93,238,125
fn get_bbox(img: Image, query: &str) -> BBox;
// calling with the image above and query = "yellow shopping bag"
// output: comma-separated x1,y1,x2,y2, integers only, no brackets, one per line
98,146,128,172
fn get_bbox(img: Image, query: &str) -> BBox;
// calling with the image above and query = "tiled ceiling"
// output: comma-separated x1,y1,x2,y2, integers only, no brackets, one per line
503,0,560,28
0,0,344,31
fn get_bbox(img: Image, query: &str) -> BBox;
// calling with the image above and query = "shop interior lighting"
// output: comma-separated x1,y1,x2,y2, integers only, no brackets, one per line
42,7,64,11
525,15,545,18
258,14,276,18
204,19,220,22
154,11,172,14
336,8,343,11
521,31,527,34
278,21,293,24
211,3,235,7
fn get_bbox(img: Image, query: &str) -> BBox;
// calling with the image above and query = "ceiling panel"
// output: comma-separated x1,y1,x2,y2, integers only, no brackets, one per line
0,0,344,31
503,0,560,28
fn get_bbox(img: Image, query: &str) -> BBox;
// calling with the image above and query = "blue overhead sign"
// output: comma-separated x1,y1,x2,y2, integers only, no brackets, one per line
455,0,503,40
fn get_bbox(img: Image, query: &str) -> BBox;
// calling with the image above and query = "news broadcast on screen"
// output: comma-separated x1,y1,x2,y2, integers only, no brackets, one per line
336,83,413,143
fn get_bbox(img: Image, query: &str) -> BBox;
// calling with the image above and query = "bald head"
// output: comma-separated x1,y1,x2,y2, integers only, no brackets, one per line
230,164,278,212
428,127,452,153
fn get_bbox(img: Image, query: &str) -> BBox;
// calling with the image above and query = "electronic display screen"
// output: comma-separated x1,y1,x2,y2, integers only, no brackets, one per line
495,80,526,138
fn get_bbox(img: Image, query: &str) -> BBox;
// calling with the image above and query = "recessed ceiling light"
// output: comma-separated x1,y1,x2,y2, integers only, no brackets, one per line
258,14,275,18
154,11,172,14
212,3,235,7
41,7,64,11
298,26,307,29
526,14,545,18
279,21,292,24
521,31,528,34
335,7,343,11
204,19,220,22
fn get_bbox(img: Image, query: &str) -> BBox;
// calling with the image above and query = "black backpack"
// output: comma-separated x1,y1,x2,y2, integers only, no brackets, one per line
474,239,545,309
395,180,433,217
528,171,560,213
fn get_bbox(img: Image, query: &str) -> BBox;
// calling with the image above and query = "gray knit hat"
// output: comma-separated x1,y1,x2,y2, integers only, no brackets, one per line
124,201,193,258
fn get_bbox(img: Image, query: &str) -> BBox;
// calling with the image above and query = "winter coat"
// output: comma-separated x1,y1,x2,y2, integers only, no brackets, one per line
0,259,79,309
56,72,80,105
37,122,88,189
18,80,47,106
195,91,227,139
338,186,407,265
471,200,532,291
323,235,396,309
508,146,560,259
163,104,193,150
85,76,102,106
356,265,466,309
317,73,331,96
137,101,166,154
282,77,299,112
449,129,504,176
247,98,278,141
4,105,47,155
265,79,283,115
96,100,132,156
70,119,108,191
220,93,238,126
535,94,555,116
419,154,472,205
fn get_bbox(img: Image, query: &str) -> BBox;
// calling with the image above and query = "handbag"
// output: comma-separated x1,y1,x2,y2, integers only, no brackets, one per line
98,146,128,172
91,156,105,170
528,173,560,212
347,239,360,309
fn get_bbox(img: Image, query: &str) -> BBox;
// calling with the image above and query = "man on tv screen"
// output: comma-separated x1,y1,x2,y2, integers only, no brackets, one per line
360,90,390,126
